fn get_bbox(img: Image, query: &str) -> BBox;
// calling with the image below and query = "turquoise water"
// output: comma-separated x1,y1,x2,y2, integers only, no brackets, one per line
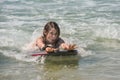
0,0,120,80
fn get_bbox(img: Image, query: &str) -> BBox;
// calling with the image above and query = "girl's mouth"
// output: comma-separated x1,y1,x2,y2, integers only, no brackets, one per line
51,39,55,42
51,39,56,42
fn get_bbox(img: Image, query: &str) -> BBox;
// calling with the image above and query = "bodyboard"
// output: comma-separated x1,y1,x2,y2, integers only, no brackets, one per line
31,50,78,56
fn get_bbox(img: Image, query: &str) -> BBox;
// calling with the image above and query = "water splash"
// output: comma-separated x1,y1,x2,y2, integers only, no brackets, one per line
94,25,120,40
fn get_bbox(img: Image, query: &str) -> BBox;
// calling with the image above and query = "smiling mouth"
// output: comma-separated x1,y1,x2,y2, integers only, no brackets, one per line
51,39,57,42
51,39,55,42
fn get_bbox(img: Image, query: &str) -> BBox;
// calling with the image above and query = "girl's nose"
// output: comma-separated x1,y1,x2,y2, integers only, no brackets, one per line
52,35,56,38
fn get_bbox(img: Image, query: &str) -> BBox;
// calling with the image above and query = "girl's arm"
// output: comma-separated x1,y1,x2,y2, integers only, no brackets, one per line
36,37,45,50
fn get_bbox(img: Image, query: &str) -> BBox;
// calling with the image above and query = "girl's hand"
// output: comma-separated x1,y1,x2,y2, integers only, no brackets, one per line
61,44,77,51
45,47,58,53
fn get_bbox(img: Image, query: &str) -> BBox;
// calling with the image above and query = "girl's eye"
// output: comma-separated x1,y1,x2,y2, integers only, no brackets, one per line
51,32,57,35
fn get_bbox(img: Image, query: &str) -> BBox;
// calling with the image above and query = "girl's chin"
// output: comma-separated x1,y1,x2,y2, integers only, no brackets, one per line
50,40,56,43
50,41,55,43
47,40,55,44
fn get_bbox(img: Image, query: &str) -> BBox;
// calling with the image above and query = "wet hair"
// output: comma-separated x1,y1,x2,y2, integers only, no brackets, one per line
42,21,61,47
43,21,60,37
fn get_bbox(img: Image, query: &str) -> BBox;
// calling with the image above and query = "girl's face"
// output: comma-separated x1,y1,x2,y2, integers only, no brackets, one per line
46,28,58,44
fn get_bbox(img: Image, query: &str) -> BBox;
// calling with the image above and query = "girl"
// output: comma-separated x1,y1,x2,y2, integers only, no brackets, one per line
34,21,76,53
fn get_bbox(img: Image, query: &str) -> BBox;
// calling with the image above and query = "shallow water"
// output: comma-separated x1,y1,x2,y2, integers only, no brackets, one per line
0,0,120,80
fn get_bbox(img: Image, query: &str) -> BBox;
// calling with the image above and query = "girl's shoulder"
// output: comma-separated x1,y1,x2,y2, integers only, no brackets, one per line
36,36,44,42
36,36,44,40
58,37,65,43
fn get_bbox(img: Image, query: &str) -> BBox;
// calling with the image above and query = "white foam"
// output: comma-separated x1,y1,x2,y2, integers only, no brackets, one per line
6,0,19,2
83,0,96,7
31,28,43,41
1,49,46,64
94,25,120,40
77,47,93,57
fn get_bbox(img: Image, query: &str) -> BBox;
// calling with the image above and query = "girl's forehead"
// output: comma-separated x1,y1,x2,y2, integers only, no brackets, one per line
49,28,57,32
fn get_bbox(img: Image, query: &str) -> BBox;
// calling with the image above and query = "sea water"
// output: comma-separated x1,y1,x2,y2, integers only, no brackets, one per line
0,0,120,80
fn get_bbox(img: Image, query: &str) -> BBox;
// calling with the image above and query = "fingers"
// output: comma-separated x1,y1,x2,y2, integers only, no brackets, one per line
62,44,77,51
45,47,54,53
68,44,76,50
45,47,58,53
71,44,77,49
